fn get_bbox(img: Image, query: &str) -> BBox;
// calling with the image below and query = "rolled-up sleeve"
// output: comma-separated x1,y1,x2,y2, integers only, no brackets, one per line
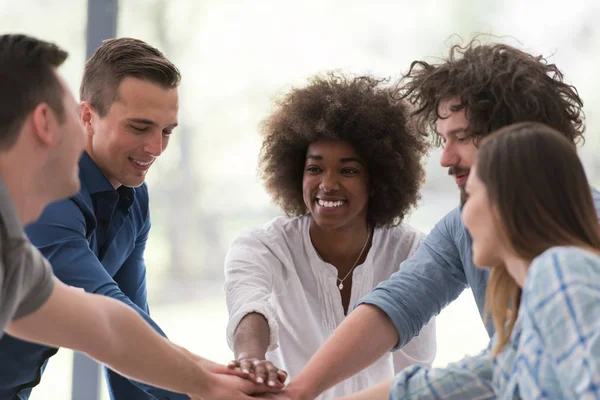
357,209,469,350
393,318,437,371
390,349,495,400
224,230,281,352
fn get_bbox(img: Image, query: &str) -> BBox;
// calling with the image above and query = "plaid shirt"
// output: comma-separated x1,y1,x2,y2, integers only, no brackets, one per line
390,246,600,399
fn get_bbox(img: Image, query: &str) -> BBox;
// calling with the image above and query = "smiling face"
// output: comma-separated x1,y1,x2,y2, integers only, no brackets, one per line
437,97,478,204
302,140,369,231
81,77,179,188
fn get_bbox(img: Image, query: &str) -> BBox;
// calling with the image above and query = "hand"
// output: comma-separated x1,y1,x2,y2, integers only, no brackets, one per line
228,357,288,388
190,371,282,400
201,357,247,378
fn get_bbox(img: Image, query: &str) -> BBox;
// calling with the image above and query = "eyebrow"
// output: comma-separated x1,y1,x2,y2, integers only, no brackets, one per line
126,118,178,129
339,157,364,165
445,127,469,137
306,154,364,165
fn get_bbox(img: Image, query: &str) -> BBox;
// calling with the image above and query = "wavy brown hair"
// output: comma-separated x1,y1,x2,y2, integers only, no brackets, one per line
476,122,600,354
397,38,585,145
259,72,429,227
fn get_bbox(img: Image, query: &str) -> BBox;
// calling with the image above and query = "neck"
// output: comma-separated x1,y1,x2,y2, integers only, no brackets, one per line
503,252,530,288
0,165,45,226
310,219,371,268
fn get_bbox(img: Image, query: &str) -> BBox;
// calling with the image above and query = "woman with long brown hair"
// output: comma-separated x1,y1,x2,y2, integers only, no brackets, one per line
337,122,600,399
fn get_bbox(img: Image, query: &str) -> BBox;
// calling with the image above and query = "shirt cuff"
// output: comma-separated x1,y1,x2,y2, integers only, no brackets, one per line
226,302,280,353
355,289,414,351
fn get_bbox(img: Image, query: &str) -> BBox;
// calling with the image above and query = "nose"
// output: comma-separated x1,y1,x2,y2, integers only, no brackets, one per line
319,171,340,192
143,130,164,157
440,142,459,168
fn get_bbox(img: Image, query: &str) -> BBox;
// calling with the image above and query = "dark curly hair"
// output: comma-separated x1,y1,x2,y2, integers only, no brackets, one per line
259,72,429,227
397,38,585,146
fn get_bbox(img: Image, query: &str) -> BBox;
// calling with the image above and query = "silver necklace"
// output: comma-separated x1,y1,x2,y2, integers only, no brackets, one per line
314,227,372,291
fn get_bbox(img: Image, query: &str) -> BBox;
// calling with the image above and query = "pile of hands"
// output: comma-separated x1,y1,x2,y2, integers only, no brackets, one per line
193,357,299,400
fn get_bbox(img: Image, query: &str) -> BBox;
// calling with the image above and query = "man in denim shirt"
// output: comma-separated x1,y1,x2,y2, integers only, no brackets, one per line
267,41,600,400
0,38,187,400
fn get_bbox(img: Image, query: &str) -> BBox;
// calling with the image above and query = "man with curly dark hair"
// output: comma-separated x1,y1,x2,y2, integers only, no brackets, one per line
224,72,436,399
264,40,600,400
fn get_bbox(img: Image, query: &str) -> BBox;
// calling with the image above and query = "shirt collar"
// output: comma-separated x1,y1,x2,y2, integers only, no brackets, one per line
80,152,137,209
80,151,117,195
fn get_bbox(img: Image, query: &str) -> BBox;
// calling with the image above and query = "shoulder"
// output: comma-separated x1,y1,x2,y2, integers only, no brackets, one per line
29,197,86,228
25,198,88,244
525,246,600,298
34,180,94,228
431,206,465,238
225,216,308,271
418,206,466,253
230,215,307,250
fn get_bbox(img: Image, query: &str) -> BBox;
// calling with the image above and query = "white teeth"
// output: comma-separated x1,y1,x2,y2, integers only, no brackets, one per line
131,159,151,166
317,199,345,208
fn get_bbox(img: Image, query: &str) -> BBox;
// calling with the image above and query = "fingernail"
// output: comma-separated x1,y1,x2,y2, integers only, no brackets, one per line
256,377,264,384
242,369,249,374
253,360,261,366
268,380,275,387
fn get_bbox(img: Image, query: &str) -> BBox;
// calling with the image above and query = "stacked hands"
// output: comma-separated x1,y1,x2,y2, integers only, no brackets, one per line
220,357,295,399
186,358,283,400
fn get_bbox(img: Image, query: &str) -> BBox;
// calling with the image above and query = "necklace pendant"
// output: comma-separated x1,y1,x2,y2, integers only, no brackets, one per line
338,282,344,290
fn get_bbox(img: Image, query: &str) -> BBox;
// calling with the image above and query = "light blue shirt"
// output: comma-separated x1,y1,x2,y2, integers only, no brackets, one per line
389,246,600,399
357,187,600,350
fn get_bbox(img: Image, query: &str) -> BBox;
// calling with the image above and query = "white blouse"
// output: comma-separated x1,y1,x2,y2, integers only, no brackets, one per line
224,215,436,399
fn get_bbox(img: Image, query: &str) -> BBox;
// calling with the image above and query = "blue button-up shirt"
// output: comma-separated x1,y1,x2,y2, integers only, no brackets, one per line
0,152,187,400
358,187,600,351
389,246,600,399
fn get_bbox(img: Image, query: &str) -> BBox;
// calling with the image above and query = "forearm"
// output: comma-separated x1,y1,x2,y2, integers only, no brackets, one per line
233,312,271,360
85,295,211,396
337,379,392,400
7,285,211,397
288,304,398,399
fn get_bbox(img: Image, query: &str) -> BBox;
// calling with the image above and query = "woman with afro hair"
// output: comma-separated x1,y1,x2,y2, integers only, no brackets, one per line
224,72,436,399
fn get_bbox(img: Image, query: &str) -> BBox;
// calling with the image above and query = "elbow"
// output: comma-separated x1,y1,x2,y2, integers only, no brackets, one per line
83,299,130,365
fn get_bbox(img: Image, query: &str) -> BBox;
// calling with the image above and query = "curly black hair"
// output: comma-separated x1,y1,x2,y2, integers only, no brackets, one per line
258,72,429,227
397,38,585,146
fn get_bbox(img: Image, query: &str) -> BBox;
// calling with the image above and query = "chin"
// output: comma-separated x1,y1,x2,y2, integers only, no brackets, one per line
310,215,342,231
473,249,502,269
121,176,146,188
472,249,490,269
123,181,145,188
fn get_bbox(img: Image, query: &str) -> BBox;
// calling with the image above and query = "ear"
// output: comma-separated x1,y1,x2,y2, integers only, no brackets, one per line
31,103,57,147
80,101,95,136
